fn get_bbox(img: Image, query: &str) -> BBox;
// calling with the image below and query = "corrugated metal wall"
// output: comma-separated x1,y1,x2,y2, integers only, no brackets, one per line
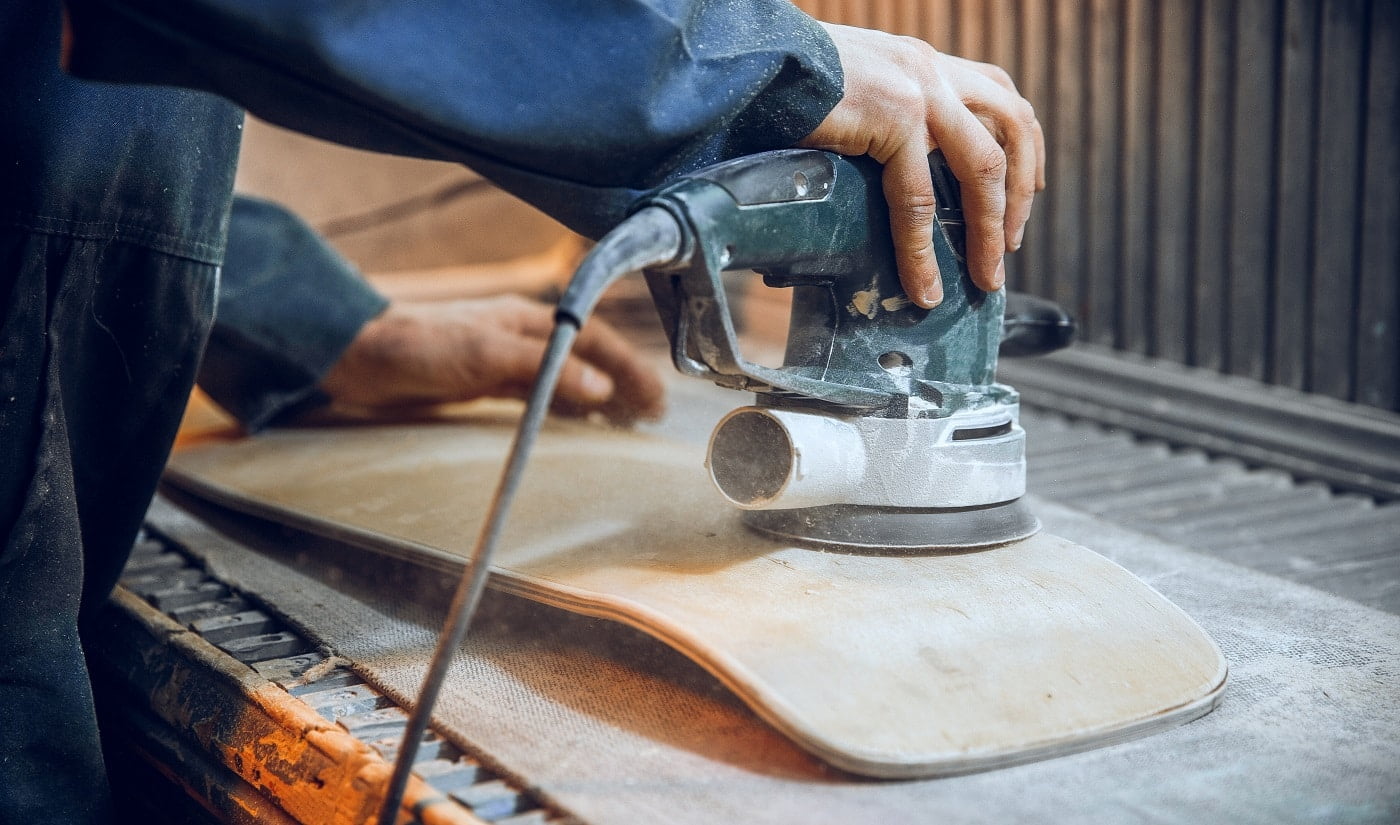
793,0,1399,412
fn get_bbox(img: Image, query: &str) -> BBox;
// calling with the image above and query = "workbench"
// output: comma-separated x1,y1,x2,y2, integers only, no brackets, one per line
90,346,1400,824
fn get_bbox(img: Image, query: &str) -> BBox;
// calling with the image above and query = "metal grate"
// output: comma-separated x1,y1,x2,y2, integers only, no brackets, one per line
119,530,567,825
1022,407,1400,613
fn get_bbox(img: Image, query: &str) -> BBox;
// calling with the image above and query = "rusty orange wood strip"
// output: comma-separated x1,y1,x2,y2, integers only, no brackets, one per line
102,587,485,825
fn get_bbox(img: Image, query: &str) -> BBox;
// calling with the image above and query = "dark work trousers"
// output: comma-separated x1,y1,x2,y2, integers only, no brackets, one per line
0,5,241,822
0,236,219,823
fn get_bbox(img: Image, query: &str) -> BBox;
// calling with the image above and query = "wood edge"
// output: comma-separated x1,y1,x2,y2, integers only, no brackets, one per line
818,661,1230,779
162,467,824,767
487,573,1225,778
162,468,1232,780
1039,529,1234,673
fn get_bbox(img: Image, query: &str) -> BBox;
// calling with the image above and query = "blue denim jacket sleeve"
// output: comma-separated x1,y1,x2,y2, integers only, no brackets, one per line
199,196,388,431
61,0,844,239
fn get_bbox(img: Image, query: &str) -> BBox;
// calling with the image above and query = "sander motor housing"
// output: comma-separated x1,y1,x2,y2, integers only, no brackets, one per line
636,149,1037,550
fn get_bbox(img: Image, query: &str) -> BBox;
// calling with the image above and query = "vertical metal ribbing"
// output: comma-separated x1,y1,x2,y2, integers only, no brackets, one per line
1270,0,1321,392
782,0,1394,412
1308,0,1368,401
1356,0,1400,410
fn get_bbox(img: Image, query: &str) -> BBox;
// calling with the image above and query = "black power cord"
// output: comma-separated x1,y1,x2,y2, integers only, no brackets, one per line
375,206,684,825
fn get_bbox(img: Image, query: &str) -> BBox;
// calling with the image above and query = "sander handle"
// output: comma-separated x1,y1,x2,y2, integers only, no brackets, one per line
1001,292,1076,357
636,148,1002,414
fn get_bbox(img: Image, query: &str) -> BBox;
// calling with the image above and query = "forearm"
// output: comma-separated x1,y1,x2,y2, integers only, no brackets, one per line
199,196,387,430
62,0,843,238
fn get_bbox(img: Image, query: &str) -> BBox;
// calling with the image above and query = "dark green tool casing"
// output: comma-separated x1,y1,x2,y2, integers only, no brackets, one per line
638,149,1037,550
639,149,1010,417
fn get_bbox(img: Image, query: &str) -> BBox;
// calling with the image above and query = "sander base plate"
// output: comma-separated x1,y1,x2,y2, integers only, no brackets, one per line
741,499,1041,552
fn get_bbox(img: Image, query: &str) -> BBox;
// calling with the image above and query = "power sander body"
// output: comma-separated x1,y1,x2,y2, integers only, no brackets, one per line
632,149,1048,550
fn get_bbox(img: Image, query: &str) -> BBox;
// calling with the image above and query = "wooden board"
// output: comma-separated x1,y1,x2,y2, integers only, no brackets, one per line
166,411,1227,778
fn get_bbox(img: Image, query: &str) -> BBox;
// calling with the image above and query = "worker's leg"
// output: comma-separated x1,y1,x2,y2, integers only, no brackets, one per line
0,230,217,824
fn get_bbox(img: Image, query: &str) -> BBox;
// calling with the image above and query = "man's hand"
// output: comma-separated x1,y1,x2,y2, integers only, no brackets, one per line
798,23,1046,308
320,295,665,423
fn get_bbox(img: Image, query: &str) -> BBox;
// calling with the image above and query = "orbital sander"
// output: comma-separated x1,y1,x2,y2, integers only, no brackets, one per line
377,149,1223,822
633,148,1040,551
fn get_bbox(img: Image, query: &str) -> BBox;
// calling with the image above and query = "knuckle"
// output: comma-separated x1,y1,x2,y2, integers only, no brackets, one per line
907,241,937,265
887,78,926,113
986,64,1015,90
1013,99,1037,129
899,192,939,228
892,35,939,73
973,145,1008,178
896,34,936,59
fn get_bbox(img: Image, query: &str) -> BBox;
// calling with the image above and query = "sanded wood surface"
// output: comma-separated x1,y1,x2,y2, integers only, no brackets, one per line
167,412,1227,778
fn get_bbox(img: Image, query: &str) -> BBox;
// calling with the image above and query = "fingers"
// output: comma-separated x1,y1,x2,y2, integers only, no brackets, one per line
927,81,1008,291
322,296,663,424
881,147,944,308
960,56,1048,192
571,316,667,421
801,25,1041,298
1033,118,1047,191
944,56,1045,250
478,328,617,411
554,351,622,412
1001,112,1038,251
494,295,665,421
